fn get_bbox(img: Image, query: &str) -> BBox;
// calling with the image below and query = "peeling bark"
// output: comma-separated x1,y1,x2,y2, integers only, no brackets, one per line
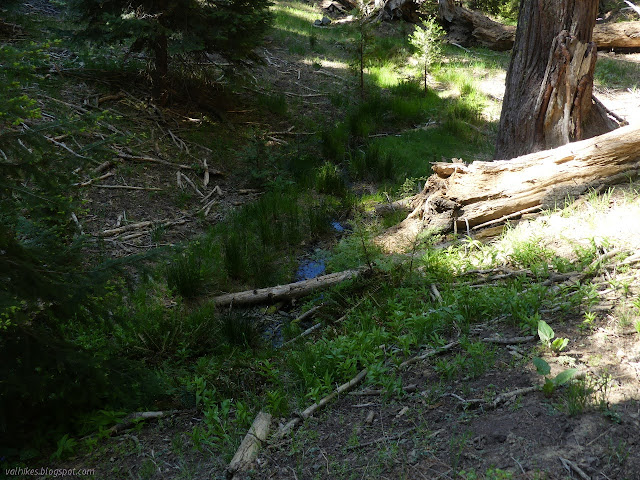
380,124,640,242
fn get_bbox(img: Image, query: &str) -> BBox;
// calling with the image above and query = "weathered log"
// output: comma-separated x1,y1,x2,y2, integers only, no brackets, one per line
374,0,425,22
437,0,640,52
378,123,640,248
212,269,361,307
438,0,515,51
226,411,272,479
593,21,640,50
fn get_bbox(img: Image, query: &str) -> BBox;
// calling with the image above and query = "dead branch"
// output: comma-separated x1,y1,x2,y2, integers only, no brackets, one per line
74,172,115,187
481,335,535,345
275,368,368,439
400,341,459,368
559,457,591,480
114,150,194,170
212,269,362,308
349,383,418,396
92,184,162,191
178,172,204,197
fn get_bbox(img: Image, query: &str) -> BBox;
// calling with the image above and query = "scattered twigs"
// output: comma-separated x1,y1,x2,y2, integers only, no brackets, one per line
560,457,591,480
114,150,194,170
92,160,114,174
347,427,442,451
276,369,368,439
226,411,272,480
97,219,185,238
401,334,534,368
201,185,223,204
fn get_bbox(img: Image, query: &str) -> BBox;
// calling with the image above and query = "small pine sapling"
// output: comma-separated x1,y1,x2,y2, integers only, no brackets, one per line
409,18,443,93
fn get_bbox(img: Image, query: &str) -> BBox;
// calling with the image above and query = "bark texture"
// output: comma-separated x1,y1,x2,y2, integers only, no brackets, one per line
402,124,640,234
494,0,617,159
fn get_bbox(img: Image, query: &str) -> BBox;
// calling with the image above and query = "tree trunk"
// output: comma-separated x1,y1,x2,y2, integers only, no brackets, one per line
494,0,619,160
378,124,640,244
151,32,169,104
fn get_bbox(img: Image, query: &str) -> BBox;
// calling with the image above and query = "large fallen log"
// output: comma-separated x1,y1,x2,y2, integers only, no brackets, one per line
437,0,640,52
378,123,640,248
212,269,361,307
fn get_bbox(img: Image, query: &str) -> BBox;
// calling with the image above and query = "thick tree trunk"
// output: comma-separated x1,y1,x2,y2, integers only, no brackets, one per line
381,124,640,241
494,0,619,160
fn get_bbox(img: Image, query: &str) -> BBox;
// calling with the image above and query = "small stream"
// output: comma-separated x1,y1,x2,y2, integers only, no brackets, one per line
263,220,348,347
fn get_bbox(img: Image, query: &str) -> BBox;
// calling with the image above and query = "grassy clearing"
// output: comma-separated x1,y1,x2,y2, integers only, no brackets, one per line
595,57,640,90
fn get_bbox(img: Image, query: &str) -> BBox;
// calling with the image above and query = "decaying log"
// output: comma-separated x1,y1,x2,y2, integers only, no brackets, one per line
438,0,515,51
437,0,640,52
374,0,425,22
380,123,640,245
593,20,640,50
226,411,272,479
212,269,361,307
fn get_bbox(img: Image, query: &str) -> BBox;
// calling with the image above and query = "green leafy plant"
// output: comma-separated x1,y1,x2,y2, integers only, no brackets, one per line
537,319,568,353
533,357,578,396
50,434,77,461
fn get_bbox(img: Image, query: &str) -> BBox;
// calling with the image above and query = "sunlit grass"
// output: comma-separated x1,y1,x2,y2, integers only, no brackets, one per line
367,64,403,88
595,57,640,89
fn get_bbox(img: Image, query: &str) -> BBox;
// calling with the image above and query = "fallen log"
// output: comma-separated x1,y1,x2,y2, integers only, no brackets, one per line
226,411,272,480
378,123,640,248
593,21,640,50
212,269,361,307
437,0,640,52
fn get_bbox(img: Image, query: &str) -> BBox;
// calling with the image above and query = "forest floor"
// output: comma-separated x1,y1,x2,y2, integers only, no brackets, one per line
5,1,640,479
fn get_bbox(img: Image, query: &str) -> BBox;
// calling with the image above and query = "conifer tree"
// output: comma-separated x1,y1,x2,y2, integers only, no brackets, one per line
69,0,273,100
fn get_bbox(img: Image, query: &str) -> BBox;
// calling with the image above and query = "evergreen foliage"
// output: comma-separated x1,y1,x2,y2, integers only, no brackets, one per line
409,18,443,92
0,42,160,454
67,0,274,98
